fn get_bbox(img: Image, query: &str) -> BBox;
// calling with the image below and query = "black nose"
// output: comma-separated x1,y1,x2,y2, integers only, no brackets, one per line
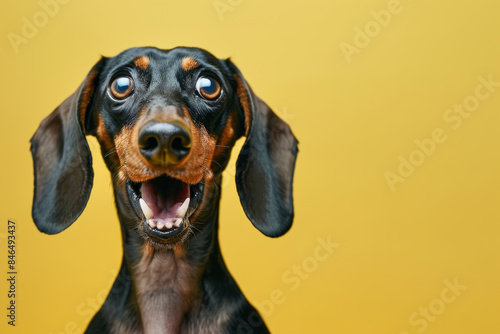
138,121,191,166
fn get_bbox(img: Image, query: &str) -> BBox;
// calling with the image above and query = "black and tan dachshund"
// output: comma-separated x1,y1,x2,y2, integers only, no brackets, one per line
30,47,298,333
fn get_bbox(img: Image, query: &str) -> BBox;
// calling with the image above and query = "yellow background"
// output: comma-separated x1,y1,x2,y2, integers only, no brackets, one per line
1,0,499,333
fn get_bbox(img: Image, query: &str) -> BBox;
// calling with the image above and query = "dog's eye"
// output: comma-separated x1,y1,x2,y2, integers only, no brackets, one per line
110,77,134,99
196,76,221,100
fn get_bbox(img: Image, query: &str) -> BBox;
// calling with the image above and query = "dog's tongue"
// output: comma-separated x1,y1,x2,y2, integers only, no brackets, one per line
139,177,190,229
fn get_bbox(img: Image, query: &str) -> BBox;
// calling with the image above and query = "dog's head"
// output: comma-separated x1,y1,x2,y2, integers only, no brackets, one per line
31,47,298,246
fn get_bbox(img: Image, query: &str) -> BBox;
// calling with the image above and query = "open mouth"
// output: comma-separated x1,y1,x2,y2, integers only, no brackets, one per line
127,175,204,242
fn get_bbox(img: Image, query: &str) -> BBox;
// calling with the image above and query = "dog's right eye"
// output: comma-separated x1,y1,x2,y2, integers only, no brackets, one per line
110,77,134,99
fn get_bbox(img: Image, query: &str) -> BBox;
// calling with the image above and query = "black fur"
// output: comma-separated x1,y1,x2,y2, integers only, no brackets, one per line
31,47,298,333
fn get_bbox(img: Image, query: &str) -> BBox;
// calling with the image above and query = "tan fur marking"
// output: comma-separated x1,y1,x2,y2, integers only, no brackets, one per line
96,114,114,153
114,123,155,183
133,56,150,69
113,125,132,168
181,57,198,71
217,114,236,148
190,170,215,223
79,69,99,132
210,114,238,169
116,169,127,184
94,113,128,175
173,244,186,258
233,74,252,136
132,244,202,333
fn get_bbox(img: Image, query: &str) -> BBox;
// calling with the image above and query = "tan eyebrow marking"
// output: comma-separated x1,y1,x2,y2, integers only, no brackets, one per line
133,56,150,69
181,57,198,71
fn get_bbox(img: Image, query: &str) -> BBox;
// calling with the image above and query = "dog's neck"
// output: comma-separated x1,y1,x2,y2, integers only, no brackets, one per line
116,207,219,334
131,245,201,333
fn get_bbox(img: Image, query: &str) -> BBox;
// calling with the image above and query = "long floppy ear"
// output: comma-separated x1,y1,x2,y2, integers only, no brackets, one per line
30,58,106,234
227,60,298,237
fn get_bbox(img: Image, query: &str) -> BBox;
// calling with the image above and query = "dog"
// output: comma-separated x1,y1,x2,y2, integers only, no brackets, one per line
30,46,298,333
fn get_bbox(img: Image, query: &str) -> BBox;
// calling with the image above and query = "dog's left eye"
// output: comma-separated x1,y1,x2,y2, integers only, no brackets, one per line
196,76,221,100
110,77,134,99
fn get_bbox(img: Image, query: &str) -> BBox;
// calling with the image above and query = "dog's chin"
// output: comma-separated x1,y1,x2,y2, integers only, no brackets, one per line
126,175,204,246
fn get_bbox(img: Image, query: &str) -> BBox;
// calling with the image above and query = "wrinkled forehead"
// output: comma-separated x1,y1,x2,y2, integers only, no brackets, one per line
102,47,224,77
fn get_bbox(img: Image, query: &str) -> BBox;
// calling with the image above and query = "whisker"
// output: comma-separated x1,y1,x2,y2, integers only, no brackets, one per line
204,158,222,168
200,183,219,195
104,149,123,158
108,158,123,170
200,165,220,195
200,146,217,180
111,163,127,184
200,164,214,179
213,150,229,156
213,145,231,153
189,224,202,234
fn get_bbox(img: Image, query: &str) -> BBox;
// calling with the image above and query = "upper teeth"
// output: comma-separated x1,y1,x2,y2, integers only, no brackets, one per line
176,198,190,218
139,197,190,231
139,198,153,220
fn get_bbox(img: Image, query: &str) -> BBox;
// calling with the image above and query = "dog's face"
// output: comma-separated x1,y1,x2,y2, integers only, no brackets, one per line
89,48,244,244
31,46,298,246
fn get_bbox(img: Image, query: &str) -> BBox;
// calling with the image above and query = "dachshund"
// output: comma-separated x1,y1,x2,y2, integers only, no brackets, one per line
30,46,298,334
